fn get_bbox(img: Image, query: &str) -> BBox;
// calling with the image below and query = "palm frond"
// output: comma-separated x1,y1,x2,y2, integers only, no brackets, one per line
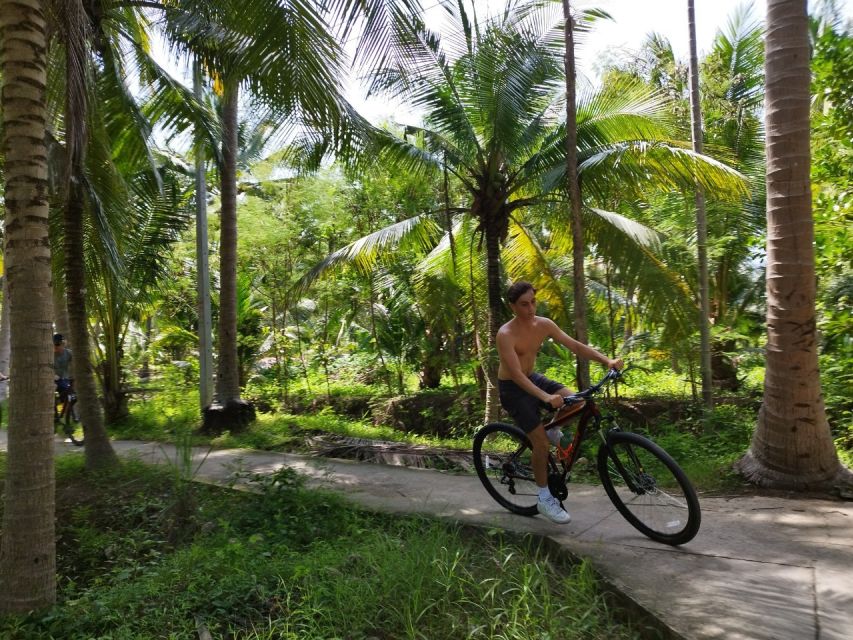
294,213,441,295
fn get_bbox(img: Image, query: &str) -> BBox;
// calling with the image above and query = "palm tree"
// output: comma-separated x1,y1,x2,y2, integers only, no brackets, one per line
46,0,216,468
561,0,590,390
88,158,193,423
322,0,745,421
735,0,850,490
687,0,713,411
0,0,57,613
147,0,419,431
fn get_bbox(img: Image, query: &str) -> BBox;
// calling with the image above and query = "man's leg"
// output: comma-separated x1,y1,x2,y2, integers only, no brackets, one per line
528,423,571,524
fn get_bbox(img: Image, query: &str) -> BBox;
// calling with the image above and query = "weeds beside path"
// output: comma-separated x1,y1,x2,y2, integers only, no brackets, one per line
102,437,853,640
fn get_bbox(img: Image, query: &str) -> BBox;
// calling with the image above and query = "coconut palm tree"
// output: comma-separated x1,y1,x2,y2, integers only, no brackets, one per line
735,0,850,490
687,0,713,410
561,0,590,390
308,0,746,421
87,157,194,423
144,0,420,431
46,0,218,469
0,0,57,613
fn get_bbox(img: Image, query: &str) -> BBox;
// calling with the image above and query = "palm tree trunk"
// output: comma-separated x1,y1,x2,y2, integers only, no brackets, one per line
0,276,10,401
687,0,714,412
0,0,56,612
194,58,213,412
51,278,69,337
216,81,241,404
735,0,848,490
64,181,118,469
484,219,503,423
204,80,254,433
562,0,589,391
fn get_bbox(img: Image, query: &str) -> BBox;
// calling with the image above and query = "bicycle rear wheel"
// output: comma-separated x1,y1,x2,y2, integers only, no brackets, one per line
472,422,538,516
597,431,700,545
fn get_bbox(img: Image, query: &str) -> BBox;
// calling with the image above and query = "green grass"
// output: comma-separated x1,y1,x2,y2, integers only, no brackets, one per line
641,404,757,492
0,455,645,640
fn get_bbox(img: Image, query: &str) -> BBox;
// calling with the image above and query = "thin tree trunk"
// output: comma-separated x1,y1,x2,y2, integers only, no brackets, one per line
562,0,589,391
51,276,69,337
0,276,10,400
194,59,213,412
292,311,311,392
215,81,241,404
141,315,152,379
484,220,503,423
687,0,714,412
368,274,393,395
0,0,56,611
203,79,254,433
61,2,117,468
736,0,849,490
468,235,487,404
65,181,118,469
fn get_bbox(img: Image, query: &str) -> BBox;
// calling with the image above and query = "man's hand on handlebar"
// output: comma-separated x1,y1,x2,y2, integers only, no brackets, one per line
545,393,564,409
607,357,624,371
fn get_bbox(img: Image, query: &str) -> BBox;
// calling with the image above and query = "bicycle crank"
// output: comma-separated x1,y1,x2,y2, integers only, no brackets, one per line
548,472,568,501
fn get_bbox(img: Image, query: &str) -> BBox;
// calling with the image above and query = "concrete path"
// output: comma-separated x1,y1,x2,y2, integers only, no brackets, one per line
10,435,853,640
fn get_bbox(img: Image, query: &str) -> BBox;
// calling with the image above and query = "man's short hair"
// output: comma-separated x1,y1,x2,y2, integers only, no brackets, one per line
507,281,536,304
52,333,64,345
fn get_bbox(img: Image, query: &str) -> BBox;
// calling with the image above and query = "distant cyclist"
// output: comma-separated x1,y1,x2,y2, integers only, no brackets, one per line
53,333,73,400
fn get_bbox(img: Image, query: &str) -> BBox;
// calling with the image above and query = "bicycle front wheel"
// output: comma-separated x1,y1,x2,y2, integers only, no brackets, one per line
597,431,700,545
472,422,538,516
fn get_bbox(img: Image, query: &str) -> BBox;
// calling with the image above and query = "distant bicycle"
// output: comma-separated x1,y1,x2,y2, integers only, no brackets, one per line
473,368,700,546
55,378,84,446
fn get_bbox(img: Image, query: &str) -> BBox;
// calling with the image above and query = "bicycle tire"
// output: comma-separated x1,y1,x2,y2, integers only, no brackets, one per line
61,400,84,447
472,422,538,516
597,431,700,545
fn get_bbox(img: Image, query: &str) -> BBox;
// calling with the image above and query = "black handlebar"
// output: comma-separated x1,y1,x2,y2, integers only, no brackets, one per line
562,367,624,406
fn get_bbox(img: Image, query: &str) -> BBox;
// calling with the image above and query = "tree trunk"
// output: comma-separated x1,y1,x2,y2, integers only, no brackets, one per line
687,0,714,412
194,58,213,412
101,305,128,423
562,0,589,391
735,0,848,490
483,217,503,423
0,0,56,612
204,80,254,433
64,181,118,469
0,276,10,401
61,14,118,468
51,276,69,337
215,81,241,403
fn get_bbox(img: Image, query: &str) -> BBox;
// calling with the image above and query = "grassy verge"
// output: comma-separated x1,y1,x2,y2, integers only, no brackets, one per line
0,454,645,640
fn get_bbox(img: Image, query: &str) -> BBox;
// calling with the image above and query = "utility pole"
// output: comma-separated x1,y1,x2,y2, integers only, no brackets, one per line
194,58,213,411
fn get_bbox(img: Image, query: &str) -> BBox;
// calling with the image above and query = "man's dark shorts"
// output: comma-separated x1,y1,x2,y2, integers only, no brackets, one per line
498,373,566,432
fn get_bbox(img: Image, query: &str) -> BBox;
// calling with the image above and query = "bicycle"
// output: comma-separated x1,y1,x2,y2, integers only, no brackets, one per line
472,368,700,546
55,378,84,446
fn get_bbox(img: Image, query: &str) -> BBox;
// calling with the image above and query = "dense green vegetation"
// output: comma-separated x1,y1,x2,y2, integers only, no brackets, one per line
0,455,646,639
1,0,850,624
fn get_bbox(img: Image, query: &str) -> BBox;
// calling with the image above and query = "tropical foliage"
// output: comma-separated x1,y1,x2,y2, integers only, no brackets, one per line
2,0,852,617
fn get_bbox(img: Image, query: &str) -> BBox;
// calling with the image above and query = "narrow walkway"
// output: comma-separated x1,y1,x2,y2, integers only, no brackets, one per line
13,435,853,640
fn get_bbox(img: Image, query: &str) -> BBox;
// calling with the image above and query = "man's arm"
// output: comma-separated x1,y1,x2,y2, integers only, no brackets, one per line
545,319,623,370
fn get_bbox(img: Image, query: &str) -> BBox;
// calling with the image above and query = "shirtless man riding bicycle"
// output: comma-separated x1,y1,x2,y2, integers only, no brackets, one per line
497,281,623,524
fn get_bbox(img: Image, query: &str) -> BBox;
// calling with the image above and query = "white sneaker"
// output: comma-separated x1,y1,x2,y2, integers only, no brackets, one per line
537,495,571,524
